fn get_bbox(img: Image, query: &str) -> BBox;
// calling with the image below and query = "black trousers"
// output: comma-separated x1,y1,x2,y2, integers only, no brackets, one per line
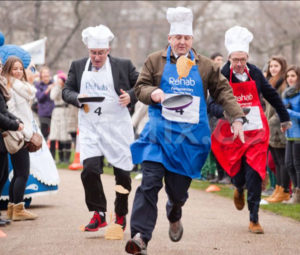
130,161,192,244
232,158,262,223
9,147,30,203
285,140,300,188
81,156,131,216
39,116,51,140
269,146,290,192
0,152,8,196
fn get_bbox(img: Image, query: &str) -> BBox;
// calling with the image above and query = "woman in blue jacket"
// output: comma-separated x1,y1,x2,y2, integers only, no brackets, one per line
283,65,300,204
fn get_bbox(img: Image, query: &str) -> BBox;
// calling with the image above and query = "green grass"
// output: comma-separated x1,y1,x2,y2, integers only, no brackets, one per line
56,151,300,222
191,180,300,222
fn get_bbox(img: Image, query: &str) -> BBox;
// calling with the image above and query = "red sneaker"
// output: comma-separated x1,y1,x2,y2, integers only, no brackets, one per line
115,214,126,231
84,211,107,232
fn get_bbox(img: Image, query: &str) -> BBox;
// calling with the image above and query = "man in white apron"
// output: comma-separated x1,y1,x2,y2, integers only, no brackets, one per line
62,25,138,232
125,7,245,255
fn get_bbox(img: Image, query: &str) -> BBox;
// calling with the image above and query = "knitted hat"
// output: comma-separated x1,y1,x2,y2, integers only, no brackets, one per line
0,31,31,68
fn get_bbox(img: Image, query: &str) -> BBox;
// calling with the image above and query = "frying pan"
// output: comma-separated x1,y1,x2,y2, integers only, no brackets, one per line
162,94,193,111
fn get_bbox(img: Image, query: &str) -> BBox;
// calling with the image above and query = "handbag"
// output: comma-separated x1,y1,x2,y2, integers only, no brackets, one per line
2,130,25,154
25,132,42,152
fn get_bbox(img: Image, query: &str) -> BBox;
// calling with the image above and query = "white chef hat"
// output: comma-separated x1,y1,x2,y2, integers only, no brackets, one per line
82,24,114,49
225,25,253,56
167,7,193,36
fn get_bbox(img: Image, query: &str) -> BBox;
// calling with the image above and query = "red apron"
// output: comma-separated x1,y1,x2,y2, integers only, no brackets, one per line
211,68,269,180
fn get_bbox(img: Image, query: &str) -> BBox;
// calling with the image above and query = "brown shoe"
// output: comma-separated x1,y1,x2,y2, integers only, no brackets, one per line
169,220,183,242
265,185,279,202
12,202,38,221
233,189,245,210
249,221,264,234
7,202,14,220
268,186,290,203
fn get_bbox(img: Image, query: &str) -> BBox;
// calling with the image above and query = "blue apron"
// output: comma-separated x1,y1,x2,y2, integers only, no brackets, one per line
131,46,210,178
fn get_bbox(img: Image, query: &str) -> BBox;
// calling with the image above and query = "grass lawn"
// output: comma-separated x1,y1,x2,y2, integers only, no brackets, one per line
56,153,300,222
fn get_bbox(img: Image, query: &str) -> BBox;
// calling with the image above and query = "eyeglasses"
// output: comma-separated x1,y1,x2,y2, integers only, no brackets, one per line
231,58,247,64
89,50,109,56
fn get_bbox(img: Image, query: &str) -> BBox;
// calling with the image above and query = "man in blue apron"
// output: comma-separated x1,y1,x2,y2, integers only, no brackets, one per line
62,25,138,232
125,7,246,255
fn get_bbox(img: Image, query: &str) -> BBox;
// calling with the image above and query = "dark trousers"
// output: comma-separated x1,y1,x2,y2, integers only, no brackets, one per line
130,161,192,244
9,147,30,203
81,156,131,216
269,146,290,192
39,116,51,140
285,140,300,188
0,152,8,196
232,158,262,223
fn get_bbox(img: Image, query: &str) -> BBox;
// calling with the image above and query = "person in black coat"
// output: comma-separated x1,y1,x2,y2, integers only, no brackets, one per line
62,24,138,233
0,72,23,226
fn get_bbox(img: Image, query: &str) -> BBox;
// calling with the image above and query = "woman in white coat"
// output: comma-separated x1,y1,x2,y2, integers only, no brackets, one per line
49,71,72,163
2,56,38,221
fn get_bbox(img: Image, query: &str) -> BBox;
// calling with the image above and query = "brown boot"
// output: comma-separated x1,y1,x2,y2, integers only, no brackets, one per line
249,221,264,234
265,185,279,202
286,188,300,204
268,186,290,203
7,202,14,220
233,189,245,210
12,202,38,221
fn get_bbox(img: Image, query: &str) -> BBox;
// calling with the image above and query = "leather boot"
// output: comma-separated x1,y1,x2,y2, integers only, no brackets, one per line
233,189,245,210
265,185,279,202
286,188,300,204
7,202,14,220
268,186,290,203
12,202,38,221
249,221,264,234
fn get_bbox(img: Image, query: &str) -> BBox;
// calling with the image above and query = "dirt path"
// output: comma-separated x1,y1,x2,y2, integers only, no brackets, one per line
1,169,300,255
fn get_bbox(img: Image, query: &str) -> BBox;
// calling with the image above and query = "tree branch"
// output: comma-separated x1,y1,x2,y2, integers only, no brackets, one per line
48,0,82,68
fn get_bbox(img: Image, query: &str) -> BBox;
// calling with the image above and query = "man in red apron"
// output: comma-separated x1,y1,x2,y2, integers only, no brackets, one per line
210,26,291,234
62,25,139,232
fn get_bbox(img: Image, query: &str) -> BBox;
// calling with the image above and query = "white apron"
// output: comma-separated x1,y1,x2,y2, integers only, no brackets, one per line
78,58,134,171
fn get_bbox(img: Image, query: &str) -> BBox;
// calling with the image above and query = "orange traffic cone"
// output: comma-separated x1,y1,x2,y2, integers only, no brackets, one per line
0,230,7,238
69,129,83,170
205,184,221,192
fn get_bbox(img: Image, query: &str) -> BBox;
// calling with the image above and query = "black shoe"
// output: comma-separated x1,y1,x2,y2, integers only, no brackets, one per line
169,220,183,242
84,211,107,232
0,218,10,226
125,233,147,254
115,214,126,231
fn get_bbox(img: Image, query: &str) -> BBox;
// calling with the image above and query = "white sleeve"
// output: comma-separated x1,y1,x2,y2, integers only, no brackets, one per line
12,79,36,101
